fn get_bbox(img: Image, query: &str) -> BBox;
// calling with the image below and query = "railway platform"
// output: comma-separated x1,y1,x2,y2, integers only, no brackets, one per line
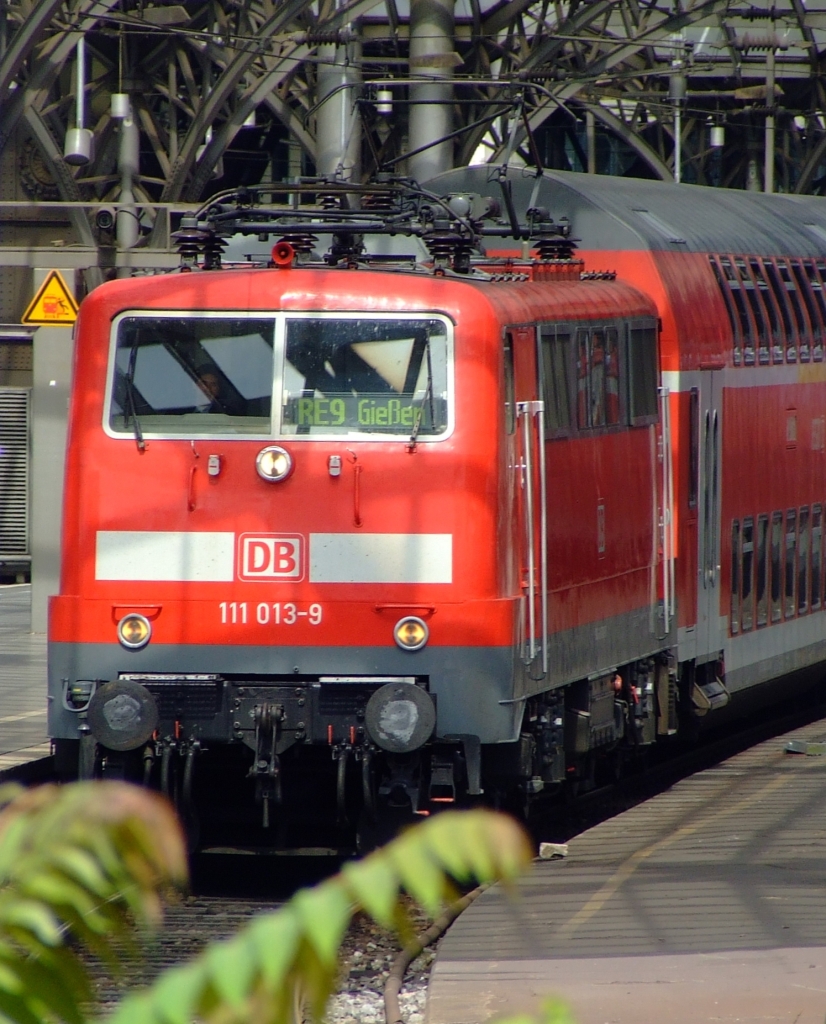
427,718,826,1024
0,585,51,775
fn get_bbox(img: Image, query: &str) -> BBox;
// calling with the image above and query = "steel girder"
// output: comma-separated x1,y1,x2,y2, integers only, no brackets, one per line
480,0,736,179
4,0,826,210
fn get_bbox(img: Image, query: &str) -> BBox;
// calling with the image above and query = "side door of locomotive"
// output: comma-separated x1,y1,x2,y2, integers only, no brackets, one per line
507,326,547,679
695,369,724,661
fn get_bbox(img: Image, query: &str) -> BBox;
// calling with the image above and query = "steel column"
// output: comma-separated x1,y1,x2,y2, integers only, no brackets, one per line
408,0,455,183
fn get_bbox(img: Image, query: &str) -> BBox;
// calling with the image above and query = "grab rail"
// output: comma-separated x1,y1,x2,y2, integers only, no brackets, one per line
517,400,547,672
658,387,675,634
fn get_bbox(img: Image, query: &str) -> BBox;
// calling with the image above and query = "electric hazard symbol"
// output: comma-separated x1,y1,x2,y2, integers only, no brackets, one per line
22,270,79,327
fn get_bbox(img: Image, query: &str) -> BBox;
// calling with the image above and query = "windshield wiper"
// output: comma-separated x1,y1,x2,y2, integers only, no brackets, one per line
409,337,434,447
125,341,146,452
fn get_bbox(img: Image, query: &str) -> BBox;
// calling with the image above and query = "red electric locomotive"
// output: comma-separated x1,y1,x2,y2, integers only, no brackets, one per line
47,173,826,845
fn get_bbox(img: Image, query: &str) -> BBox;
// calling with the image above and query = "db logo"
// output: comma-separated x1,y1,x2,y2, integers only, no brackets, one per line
238,534,304,581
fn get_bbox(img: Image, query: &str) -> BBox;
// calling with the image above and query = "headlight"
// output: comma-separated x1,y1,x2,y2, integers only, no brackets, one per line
117,613,151,650
256,445,293,482
393,616,429,651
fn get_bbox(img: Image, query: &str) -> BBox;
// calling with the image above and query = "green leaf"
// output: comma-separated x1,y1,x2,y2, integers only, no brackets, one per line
0,956,25,997
439,811,498,882
0,781,187,1024
389,831,449,916
247,910,301,987
149,962,208,1024
205,933,257,1009
494,999,578,1024
0,899,63,946
107,991,156,1024
8,955,85,1024
415,815,479,881
23,871,104,921
95,808,532,1024
0,988,43,1024
341,855,399,927
292,882,353,966
0,785,24,811
538,997,578,1024
50,845,112,895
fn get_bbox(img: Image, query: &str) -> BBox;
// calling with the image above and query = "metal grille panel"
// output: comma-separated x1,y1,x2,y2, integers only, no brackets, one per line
0,388,30,556
318,685,374,716
142,681,223,718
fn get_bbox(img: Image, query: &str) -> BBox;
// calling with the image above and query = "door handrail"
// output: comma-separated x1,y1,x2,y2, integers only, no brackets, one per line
517,399,546,671
658,386,676,634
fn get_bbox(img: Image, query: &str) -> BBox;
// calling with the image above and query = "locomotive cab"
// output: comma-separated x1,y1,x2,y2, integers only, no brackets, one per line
48,180,680,847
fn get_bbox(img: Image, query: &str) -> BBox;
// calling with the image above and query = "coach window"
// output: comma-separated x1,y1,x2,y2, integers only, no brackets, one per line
799,506,811,614
109,316,275,436
785,509,797,619
812,505,822,611
791,260,821,361
802,260,822,360
539,326,573,437
725,257,757,365
781,258,811,356
806,260,826,360
731,520,741,635
741,517,754,631
756,513,769,627
778,258,810,361
738,258,770,365
771,511,783,623
628,320,659,425
751,259,783,363
710,256,742,364
790,260,814,360
763,259,796,361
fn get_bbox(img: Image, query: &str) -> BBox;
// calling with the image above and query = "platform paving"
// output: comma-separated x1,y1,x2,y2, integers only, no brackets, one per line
0,585,49,764
427,719,826,1024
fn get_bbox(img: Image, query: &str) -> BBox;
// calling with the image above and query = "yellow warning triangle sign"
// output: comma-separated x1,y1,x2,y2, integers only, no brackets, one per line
22,270,79,327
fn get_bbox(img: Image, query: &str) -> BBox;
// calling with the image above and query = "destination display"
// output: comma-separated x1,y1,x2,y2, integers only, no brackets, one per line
282,392,442,432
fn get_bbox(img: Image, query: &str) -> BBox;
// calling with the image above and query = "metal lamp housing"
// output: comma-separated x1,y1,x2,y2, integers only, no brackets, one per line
64,128,93,166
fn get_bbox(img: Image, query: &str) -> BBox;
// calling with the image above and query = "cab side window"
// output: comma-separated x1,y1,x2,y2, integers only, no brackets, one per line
628,319,659,425
604,328,620,425
539,326,572,438
537,317,657,434
576,328,592,429
575,325,626,430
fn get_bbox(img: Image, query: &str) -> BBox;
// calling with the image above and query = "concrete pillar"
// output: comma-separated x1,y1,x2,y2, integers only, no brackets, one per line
30,278,75,632
408,0,456,183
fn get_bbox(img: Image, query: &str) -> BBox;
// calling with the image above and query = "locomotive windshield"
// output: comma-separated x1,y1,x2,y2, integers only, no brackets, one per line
106,313,451,440
281,317,448,437
109,317,275,435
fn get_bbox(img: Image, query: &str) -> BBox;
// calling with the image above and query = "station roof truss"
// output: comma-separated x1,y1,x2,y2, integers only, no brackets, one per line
3,0,826,223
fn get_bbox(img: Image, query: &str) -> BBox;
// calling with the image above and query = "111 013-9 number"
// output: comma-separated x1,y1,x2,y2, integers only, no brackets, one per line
219,602,323,625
